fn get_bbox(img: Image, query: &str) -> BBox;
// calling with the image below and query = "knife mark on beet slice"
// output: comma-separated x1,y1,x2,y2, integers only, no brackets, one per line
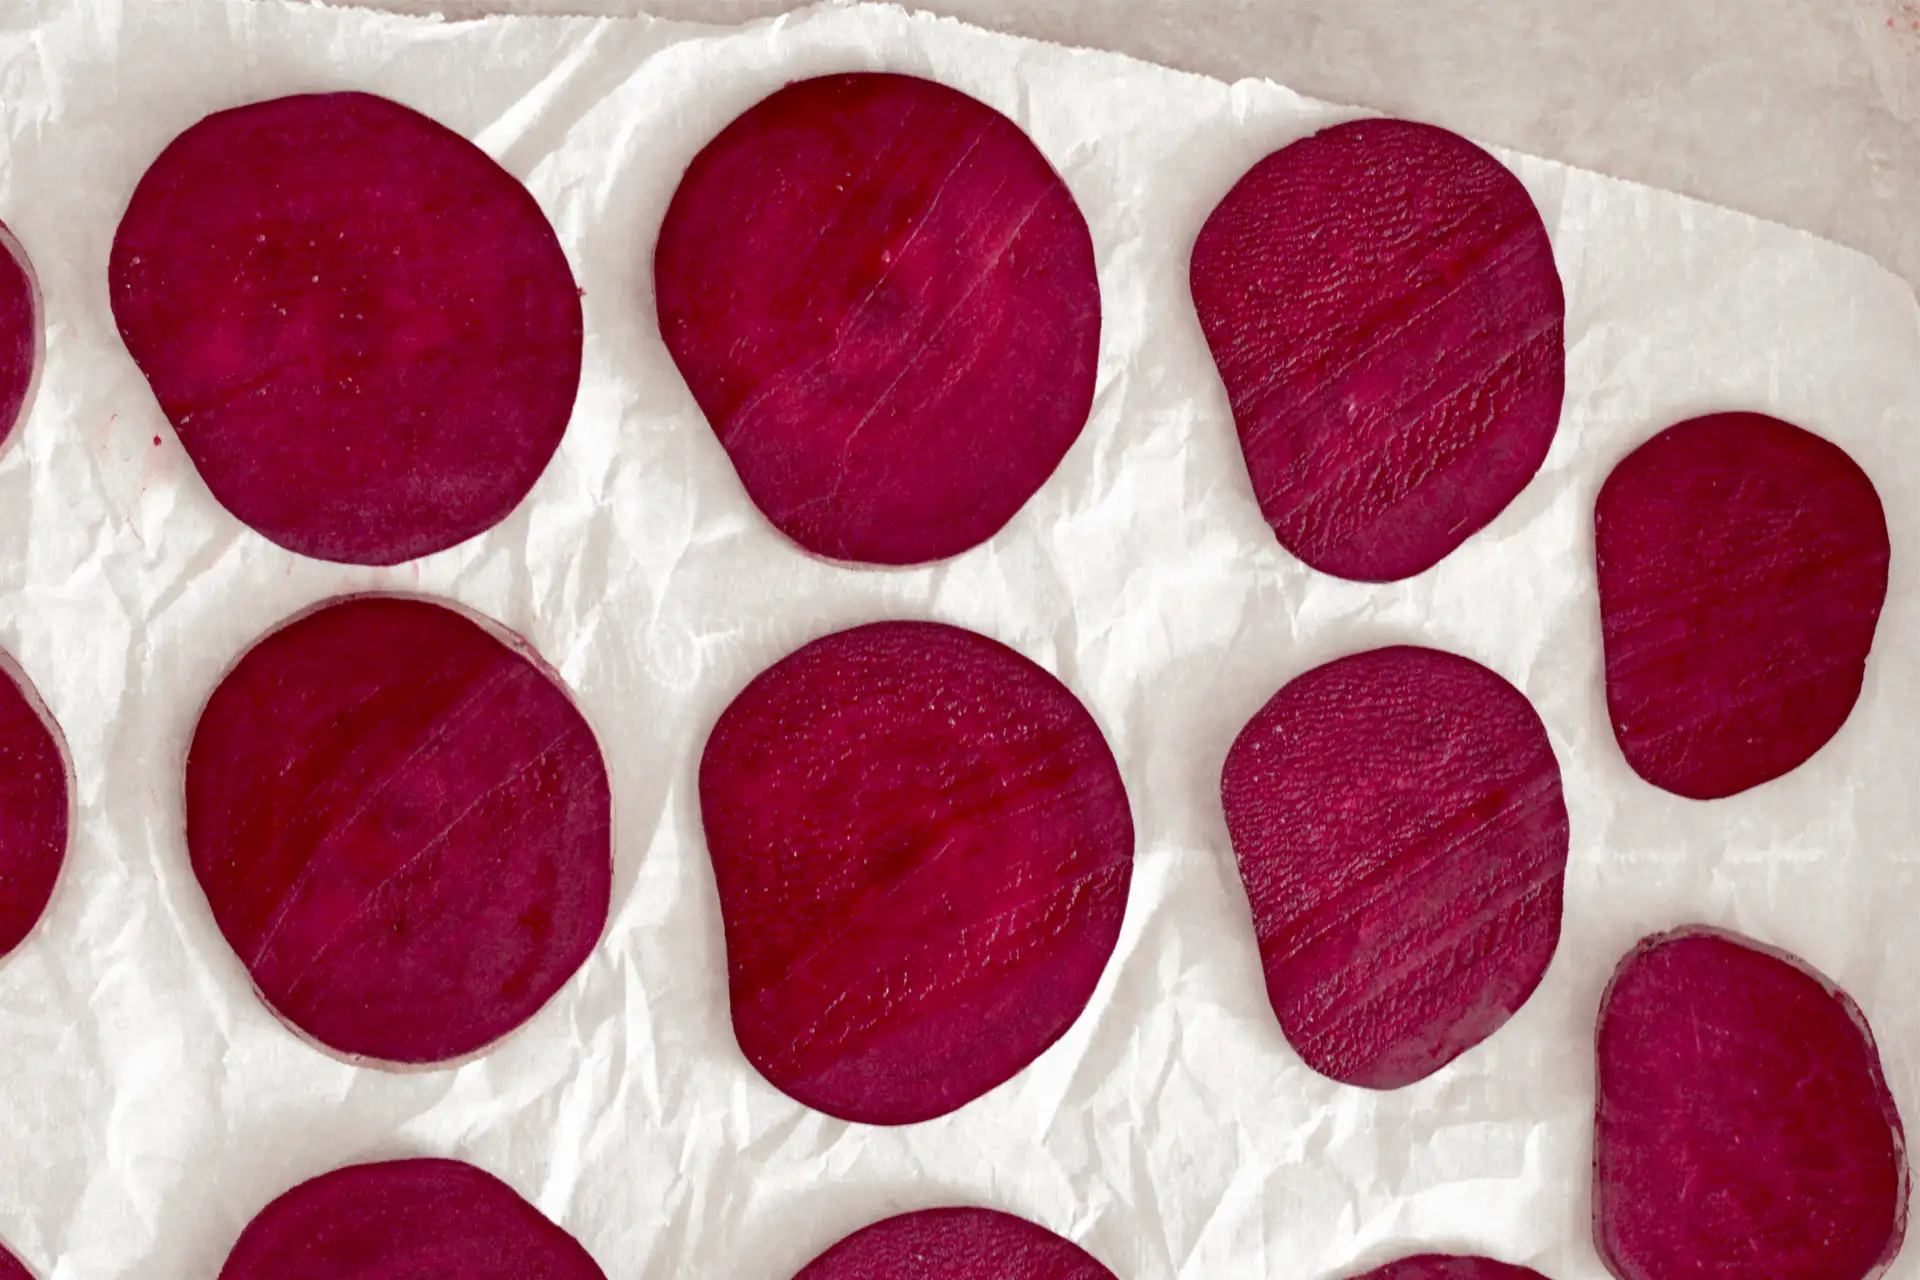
1594,412,1889,800
0,221,41,454
0,650,70,963
1221,645,1568,1088
656,73,1101,566
186,595,611,1066
111,92,583,566
1348,1254,1552,1280
1594,926,1908,1280
793,1207,1117,1280
1191,118,1564,582
699,620,1132,1124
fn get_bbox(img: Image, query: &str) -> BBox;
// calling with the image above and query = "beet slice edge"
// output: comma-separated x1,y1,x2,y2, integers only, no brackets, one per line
792,1207,1117,1280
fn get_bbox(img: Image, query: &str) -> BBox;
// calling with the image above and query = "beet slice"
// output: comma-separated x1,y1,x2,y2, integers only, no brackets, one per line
1349,1255,1551,1280
1191,118,1564,582
0,652,69,963
793,1208,1116,1280
1594,412,1889,800
655,73,1101,566
0,1243,28,1280
217,1157,606,1280
185,595,611,1065
0,220,40,452
110,92,582,566
1220,645,1568,1088
1594,926,1908,1280
699,620,1133,1124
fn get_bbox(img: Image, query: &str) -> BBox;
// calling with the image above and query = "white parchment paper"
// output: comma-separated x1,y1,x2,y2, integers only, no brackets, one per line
0,1,1916,1277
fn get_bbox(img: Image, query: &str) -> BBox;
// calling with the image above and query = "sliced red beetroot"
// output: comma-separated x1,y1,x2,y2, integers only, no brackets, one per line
0,220,40,452
1594,926,1908,1280
793,1208,1117,1280
1594,412,1889,800
1191,118,1564,582
217,1157,606,1280
0,653,69,962
655,73,1101,567
185,595,610,1065
1349,1255,1551,1280
0,1243,28,1280
1220,645,1568,1088
699,621,1132,1124
110,92,582,566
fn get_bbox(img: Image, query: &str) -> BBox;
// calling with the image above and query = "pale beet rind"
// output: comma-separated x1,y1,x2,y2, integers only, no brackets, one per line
699,620,1133,1124
0,219,42,454
1348,1253,1552,1280
1594,926,1908,1280
0,650,70,963
793,1207,1117,1280
656,72,1101,567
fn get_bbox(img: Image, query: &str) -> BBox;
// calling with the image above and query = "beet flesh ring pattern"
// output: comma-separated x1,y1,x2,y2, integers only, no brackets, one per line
0,653,69,962
656,72,1101,566
699,621,1132,1124
1349,1254,1552,1280
185,596,611,1065
1594,412,1889,799
1191,118,1564,582
1594,927,1907,1280
0,220,39,452
792,1208,1118,1280
1220,645,1568,1088
110,91,582,566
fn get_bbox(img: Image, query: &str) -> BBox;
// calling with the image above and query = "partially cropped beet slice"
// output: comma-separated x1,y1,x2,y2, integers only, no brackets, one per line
655,72,1101,566
1191,118,1564,582
0,220,41,453
0,652,70,963
793,1208,1117,1280
1221,645,1568,1088
1349,1255,1551,1280
0,1242,29,1280
1594,927,1908,1280
1595,412,1889,800
186,595,611,1065
699,621,1133,1124
218,1157,606,1280
111,92,582,566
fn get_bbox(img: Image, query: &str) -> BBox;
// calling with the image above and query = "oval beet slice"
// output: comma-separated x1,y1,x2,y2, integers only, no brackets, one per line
1349,1255,1551,1280
218,1157,606,1280
1594,412,1889,800
186,595,611,1065
699,620,1133,1124
111,92,583,566
794,1208,1116,1280
1594,927,1907,1280
0,220,41,453
655,73,1101,566
1220,645,1568,1088
0,652,70,963
1191,118,1564,582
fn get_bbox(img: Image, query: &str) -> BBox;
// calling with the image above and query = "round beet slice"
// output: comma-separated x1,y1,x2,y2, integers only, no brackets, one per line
218,1157,606,1280
185,595,611,1065
0,1242,29,1280
1349,1256,1551,1280
0,220,41,453
111,92,582,566
793,1208,1116,1280
655,73,1101,566
1220,645,1568,1088
699,620,1133,1124
0,652,70,963
1191,118,1564,582
1594,927,1908,1280
1594,412,1889,800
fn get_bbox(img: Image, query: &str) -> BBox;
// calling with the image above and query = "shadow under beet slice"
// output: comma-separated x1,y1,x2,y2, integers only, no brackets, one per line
655,73,1100,566
0,651,70,963
1221,645,1568,1088
186,596,611,1066
1594,412,1889,800
699,621,1132,1124
794,1208,1117,1280
0,220,41,453
1191,118,1564,582
1594,927,1907,1280
110,92,582,566
1349,1255,1551,1280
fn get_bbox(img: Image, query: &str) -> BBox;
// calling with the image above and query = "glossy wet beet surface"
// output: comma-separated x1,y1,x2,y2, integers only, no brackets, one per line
1348,1255,1552,1280
793,1208,1116,1280
0,654,68,963
0,221,38,453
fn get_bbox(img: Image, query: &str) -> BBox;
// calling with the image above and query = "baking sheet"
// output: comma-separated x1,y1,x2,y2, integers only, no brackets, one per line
0,1,1917,1277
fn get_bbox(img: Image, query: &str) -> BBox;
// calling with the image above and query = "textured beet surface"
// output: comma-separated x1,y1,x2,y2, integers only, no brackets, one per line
0,221,38,453
793,1208,1117,1280
1595,412,1889,800
186,596,610,1065
699,621,1133,1124
656,73,1101,566
111,92,582,566
1350,1255,1551,1280
0,654,69,962
1594,927,1908,1280
1221,645,1568,1088
218,1158,606,1280
1191,118,1564,582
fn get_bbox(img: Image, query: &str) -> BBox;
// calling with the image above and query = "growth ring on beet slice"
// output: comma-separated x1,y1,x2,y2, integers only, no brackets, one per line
1594,926,1907,1280
1191,118,1564,582
110,91,583,566
0,220,42,455
699,620,1133,1124
1347,1255,1553,1280
186,595,611,1066
1594,412,1889,800
655,72,1101,567
793,1208,1118,1280
1220,645,1568,1088
0,650,71,964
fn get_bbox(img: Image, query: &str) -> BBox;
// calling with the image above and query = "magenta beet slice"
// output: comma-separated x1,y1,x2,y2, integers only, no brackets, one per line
1594,926,1908,1280
185,595,611,1065
0,1243,28,1280
1594,412,1889,800
1220,645,1568,1088
218,1158,606,1280
1350,1255,1550,1280
793,1208,1117,1280
655,73,1101,567
0,653,69,962
1191,118,1564,582
0,220,40,452
699,620,1133,1124
110,92,582,566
